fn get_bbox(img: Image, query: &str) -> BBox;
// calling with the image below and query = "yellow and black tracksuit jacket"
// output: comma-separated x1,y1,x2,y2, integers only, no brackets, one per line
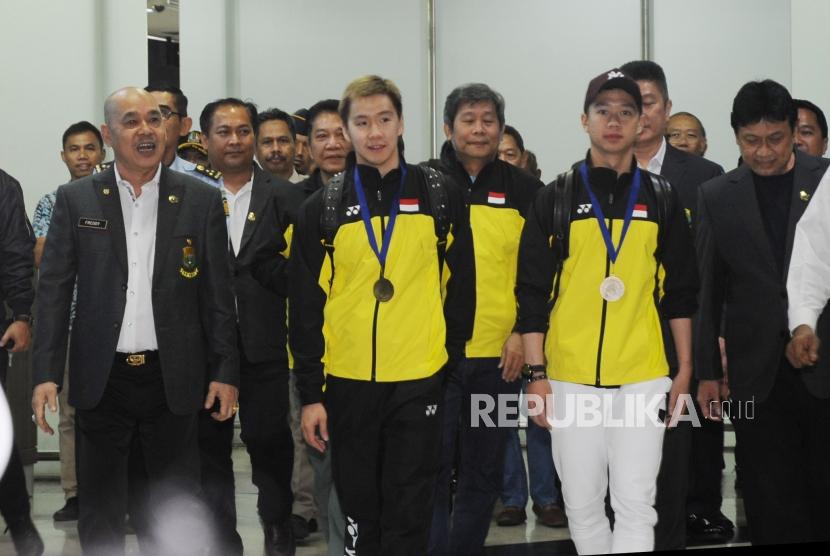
428,141,542,358
289,156,475,405
516,155,698,386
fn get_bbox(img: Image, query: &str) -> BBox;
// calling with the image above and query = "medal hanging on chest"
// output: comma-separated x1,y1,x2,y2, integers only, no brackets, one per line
578,162,641,302
353,163,407,303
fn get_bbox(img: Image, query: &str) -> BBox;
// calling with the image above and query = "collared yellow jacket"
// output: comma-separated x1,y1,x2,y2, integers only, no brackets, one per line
516,155,698,386
289,156,474,405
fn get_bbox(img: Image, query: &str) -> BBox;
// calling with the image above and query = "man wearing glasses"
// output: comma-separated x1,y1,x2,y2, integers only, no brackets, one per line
146,85,222,186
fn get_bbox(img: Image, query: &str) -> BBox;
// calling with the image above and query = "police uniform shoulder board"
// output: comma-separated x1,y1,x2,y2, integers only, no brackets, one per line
194,164,222,181
320,165,451,277
547,168,672,309
93,161,113,174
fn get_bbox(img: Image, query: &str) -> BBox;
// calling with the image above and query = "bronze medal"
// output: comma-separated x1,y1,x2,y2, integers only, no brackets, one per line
373,277,394,302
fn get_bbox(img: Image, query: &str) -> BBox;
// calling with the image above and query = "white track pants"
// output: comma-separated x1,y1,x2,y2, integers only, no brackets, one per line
548,377,671,554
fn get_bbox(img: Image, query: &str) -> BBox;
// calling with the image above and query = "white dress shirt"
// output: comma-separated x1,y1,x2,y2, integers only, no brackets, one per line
114,163,161,352
641,137,667,175
787,167,830,332
221,175,254,257
288,170,306,184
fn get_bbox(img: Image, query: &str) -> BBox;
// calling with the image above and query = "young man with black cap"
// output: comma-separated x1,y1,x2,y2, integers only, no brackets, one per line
290,75,474,555
516,69,698,554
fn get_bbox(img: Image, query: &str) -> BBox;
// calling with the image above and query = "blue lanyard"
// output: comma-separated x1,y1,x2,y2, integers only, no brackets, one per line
353,162,408,270
578,162,641,264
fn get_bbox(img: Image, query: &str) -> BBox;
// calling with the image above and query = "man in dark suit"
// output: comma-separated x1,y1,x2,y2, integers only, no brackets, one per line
31,87,239,556
696,79,830,545
197,98,304,556
621,60,727,550
0,168,44,555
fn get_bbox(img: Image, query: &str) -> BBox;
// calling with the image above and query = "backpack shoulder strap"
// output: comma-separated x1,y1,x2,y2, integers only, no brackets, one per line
321,171,346,247
648,173,673,262
548,168,575,310
552,168,575,263
419,163,451,274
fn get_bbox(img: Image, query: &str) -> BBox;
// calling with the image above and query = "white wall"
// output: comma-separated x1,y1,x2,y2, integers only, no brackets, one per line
0,0,147,452
791,0,830,117
3,0,829,213
435,0,641,179
0,0,148,217
178,0,830,179
653,0,792,171
181,0,431,161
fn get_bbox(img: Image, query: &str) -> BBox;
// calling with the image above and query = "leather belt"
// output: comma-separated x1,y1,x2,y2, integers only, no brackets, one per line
116,351,159,367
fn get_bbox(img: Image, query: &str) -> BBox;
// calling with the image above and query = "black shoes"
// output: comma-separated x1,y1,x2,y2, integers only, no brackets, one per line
289,513,310,540
263,520,295,556
687,512,735,543
7,517,45,556
53,497,79,522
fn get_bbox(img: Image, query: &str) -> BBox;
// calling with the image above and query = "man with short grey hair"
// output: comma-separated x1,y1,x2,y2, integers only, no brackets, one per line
427,82,545,555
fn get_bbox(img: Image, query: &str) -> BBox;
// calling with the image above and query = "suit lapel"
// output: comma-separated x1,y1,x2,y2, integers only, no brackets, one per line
93,169,128,277
153,167,183,287
783,151,821,277
661,144,688,185
727,166,778,275
237,167,269,256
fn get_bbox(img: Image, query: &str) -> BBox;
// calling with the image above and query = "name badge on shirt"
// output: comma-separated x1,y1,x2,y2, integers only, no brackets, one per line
78,218,108,230
180,238,199,279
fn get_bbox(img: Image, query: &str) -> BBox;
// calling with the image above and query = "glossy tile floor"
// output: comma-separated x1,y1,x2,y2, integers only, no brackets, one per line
0,429,747,555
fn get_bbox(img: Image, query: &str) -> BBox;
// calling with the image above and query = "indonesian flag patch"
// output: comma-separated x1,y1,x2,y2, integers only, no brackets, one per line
488,191,506,205
632,203,648,218
399,198,419,213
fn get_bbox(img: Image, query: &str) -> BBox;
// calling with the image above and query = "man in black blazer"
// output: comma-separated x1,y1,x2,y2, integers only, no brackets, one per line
621,60,727,550
0,168,44,555
31,87,239,556
696,80,830,545
197,98,305,556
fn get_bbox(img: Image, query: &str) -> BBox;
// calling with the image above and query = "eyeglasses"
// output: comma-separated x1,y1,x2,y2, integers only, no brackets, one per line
667,130,701,141
159,105,183,120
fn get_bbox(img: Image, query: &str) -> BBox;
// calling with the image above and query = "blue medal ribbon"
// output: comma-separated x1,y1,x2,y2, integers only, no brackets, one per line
353,162,408,272
578,161,641,264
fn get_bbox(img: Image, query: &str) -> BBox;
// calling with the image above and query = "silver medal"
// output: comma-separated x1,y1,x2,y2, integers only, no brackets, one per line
599,275,625,302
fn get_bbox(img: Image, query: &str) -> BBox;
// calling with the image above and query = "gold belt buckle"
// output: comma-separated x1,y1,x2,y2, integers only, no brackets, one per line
126,354,146,366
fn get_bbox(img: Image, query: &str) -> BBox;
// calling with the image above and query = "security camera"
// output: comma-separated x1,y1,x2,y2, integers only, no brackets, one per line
153,4,166,12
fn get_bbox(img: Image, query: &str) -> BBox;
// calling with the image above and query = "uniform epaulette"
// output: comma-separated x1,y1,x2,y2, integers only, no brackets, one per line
93,161,113,174
195,164,222,180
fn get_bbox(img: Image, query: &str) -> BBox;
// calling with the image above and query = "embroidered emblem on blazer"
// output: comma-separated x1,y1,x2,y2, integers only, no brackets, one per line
180,238,199,279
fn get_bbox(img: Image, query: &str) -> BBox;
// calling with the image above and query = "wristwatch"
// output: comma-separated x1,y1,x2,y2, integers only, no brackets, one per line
521,364,548,382
13,314,32,324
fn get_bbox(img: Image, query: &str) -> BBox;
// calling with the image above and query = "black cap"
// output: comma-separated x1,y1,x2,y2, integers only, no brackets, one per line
584,69,643,114
292,109,309,136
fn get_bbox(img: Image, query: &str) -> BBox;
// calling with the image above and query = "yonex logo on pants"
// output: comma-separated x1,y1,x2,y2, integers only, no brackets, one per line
425,404,438,416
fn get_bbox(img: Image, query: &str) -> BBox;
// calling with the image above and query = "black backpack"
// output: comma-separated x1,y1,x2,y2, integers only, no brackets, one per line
320,164,451,283
548,168,673,303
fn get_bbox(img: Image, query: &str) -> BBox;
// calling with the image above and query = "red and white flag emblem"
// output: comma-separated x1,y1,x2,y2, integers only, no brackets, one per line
399,198,419,212
488,192,506,205
632,203,648,218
